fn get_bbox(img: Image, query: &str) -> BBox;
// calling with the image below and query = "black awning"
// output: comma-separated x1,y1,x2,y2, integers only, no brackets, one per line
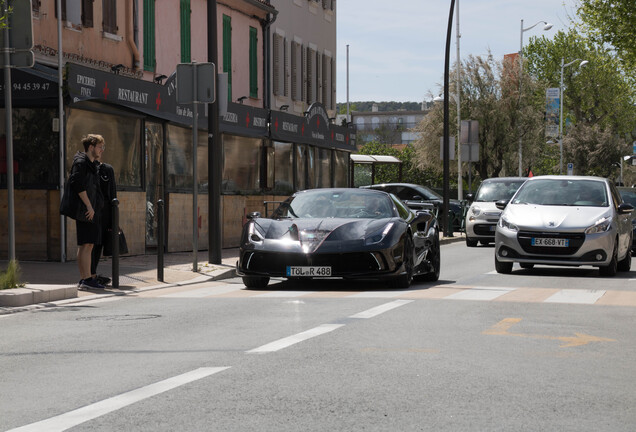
0,63,59,107
220,101,268,138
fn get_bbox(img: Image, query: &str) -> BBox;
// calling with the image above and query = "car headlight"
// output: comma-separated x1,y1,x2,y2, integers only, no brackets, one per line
365,222,394,245
585,217,612,235
247,222,265,243
498,216,518,232
471,206,481,216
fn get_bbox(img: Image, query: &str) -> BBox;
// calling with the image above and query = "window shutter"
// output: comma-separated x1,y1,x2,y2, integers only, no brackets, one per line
306,47,315,103
291,41,302,101
55,0,67,21
180,0,191,63
223,15,232,101
273,34,284,96
316,52,322,104
323,54,332,109
331,56,336,110
143,0,155,71
249,27,258,98
283,37,289,97
82,0,93,27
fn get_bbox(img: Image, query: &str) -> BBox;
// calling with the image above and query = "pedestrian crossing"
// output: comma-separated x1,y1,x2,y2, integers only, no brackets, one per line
138,278,636,307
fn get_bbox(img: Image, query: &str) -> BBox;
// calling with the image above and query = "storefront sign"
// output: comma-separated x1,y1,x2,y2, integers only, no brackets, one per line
220,101,268,138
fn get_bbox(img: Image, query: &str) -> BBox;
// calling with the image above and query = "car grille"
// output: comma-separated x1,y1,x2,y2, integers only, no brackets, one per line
474,223,497,236
517,231,585,255
244,251,384,276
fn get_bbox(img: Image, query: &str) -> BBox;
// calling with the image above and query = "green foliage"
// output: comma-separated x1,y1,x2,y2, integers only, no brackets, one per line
0,260,25,290
576,0,636,74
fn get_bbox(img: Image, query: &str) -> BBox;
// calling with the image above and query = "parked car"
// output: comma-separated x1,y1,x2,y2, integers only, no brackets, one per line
237,188,441,289
617,186,636,256
465,177,526,247
494,176,633,276
360,183,463,231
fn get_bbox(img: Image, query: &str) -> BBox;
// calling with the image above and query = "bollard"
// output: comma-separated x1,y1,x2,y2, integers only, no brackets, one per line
157,199,164,282
111,198,119,288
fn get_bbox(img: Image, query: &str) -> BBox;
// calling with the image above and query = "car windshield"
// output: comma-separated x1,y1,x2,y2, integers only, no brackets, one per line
274,190,395,219
618,189,636,207
475,180,525,202
511,179,609,207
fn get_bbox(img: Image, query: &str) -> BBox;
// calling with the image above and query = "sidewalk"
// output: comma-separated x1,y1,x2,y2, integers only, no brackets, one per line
0,233,465,312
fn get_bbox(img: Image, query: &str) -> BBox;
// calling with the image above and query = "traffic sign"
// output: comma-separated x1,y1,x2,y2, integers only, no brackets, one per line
0,0,34,50
567,163,573,176
177,63,216,103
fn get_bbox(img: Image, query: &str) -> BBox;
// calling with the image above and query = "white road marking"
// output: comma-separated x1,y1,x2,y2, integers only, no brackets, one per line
254,290,317,297
7,367,230,432
349,300,413,319
246,324,344,354
445,286,516,301
348,290,405,298
160,284,239,298
544,289,606,304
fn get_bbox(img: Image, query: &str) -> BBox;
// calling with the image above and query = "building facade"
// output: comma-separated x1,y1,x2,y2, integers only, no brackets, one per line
0,0,354,261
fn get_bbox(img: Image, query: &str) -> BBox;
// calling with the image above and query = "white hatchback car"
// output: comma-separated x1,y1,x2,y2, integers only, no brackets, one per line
465,177,526,247
495,176,634,276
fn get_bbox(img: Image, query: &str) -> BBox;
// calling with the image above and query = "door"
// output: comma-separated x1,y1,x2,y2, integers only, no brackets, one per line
145,122,164,250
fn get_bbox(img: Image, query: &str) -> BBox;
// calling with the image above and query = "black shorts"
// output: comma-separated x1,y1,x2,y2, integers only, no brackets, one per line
76,220,102,245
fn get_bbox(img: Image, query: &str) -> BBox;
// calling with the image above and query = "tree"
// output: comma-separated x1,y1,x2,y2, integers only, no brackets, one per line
413,53,546,184
576,0,636,74
524,29,636,175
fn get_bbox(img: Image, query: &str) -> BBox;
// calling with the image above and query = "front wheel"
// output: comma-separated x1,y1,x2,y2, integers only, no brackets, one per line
466,237,478,247
617,248,632,272
495,254,513,274
599,242,618,277
242,276,270,289
389,237,414,289
418,236,440,282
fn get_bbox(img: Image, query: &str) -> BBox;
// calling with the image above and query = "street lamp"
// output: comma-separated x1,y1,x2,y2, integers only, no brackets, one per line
518,19,553,177
559,58,589,174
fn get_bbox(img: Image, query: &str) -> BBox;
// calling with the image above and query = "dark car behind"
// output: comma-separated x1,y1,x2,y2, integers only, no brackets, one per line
618,186,636,255
360,183,463,231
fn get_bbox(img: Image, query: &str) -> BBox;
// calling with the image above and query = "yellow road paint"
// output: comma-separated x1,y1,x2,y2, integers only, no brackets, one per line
483,318,616,348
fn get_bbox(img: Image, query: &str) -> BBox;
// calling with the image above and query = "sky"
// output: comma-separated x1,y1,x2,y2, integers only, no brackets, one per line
336,0,579,104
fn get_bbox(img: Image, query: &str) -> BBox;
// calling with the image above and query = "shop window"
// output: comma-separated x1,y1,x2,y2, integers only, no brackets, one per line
222,135,261,194
333,150,349,187
316,147,331,188
66,107,142,188
223,15,232,102
143,0,155,71
103,0,117,34
249,27,258,98
166,124,208,192
295,144,315,191
0,109,58,189
272,141,293,194
180,0,191,63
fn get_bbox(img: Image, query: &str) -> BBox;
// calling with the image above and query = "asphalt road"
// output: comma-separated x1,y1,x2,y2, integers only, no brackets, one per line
2,243,635,431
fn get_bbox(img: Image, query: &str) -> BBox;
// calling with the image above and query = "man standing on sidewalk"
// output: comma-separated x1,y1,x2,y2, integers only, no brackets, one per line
69,134,105,289
90,152,117,286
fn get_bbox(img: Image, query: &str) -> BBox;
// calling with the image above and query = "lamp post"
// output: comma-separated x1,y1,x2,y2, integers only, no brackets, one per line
442,0,456,238
518,19,552,177
559,57,588,174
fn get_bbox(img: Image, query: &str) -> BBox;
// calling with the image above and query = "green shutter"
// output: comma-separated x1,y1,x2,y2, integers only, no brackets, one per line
180,0,191,63
143,0,155,71
249,27,258,98
223,15,232,102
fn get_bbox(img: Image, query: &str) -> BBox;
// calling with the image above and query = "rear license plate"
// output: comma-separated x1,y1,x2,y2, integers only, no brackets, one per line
286,266,332,277
531,237,569,247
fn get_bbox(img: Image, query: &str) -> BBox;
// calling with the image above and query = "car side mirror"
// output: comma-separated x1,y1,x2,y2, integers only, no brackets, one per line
495,200,509,210
466,193,474,203
247,211,261,220
618,203,634,215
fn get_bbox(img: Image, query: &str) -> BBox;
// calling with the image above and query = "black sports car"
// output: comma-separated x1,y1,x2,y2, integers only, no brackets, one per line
237,188,441,289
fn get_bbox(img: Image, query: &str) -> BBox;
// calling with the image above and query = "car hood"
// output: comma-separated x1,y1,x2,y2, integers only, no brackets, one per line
503,204,611,231
469,201,501,214
253,217,396,252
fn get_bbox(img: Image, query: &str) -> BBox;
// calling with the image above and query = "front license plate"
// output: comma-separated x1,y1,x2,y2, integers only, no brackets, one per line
286,266,332,277
531,237,569,247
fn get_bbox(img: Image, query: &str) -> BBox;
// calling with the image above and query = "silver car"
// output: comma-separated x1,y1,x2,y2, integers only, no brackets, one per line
494,176,634,276
465,177,526,247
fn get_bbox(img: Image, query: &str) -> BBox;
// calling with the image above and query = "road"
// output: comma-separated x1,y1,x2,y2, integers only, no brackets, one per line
2,242,635,431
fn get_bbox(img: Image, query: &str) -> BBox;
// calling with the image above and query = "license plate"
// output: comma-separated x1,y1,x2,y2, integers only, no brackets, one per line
531,237,569,247
286,266,332,277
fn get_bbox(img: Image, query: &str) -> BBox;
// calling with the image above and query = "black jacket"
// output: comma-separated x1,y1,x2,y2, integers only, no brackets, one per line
69,152,103,216
96,162,117,230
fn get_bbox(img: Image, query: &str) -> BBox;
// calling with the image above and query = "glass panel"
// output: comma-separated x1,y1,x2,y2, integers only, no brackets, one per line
145,122,163,248
0,108,59,188
222,135,261,193
316,147,331,188
333,150,348,187
66,107,142,187
273,141,293,194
